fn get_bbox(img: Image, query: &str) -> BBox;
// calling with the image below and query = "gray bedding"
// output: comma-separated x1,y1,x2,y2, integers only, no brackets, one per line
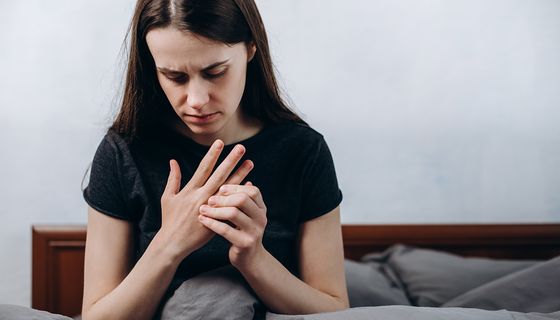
156,245,560,320
346,244,560,312
266,307,560,320
2,245,559,320
359,244,538,307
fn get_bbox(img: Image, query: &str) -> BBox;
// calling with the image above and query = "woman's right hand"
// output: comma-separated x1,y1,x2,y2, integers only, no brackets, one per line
158,139,254,261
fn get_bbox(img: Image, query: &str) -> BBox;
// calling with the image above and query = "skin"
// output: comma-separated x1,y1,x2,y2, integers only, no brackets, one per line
82,26,348,320
147,27,262,146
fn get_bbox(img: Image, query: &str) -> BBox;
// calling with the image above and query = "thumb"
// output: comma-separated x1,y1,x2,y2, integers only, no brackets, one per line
164,159,182,196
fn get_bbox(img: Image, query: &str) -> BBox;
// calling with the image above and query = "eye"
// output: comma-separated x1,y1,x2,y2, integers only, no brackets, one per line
204,69,227,79
167,75,187,84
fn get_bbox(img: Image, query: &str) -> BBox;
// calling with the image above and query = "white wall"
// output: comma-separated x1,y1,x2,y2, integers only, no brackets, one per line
1,0,559,307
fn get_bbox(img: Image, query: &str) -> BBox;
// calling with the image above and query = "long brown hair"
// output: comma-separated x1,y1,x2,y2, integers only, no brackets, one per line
110,0,307,142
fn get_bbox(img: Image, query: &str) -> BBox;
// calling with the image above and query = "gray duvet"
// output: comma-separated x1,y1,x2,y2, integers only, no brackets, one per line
266,307,560,320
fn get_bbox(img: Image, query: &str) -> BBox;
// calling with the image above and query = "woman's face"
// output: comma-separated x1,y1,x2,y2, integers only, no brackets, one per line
146,27,256,144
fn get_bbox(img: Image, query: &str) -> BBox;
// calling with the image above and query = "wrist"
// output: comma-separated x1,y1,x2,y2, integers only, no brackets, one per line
234,244,268,275
150,231,192,266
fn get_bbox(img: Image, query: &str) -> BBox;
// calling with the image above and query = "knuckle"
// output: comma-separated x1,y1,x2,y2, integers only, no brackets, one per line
248,235,257,245
227,207,239,219
249,187,260,198
241,193,251,201
212,172,226,185
222,227,231,238
241,237,253,249
234,195,247,207
197,185,212,197
233,199,243,208
198,162,209,172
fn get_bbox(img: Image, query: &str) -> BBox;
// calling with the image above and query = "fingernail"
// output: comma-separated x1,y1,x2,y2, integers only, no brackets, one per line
245,160,254,169
199,205,208,212
208,197,216,205
219,185,228,193
198,215,206,221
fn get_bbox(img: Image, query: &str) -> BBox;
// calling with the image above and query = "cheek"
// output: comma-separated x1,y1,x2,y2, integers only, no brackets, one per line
218,68,246,107
157,77,183,109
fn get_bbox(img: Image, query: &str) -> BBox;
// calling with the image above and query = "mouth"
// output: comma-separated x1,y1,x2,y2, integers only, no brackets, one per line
188,113,217,118
184,112,219,123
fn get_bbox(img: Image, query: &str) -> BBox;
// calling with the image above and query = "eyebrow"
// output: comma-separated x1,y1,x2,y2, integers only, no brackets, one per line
157,59,230,74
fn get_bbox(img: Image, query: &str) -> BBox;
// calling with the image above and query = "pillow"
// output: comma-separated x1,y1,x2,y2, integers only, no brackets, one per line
0,304,72,320
362,245,538,307
443,256,560,313
344,259,411,307
159,264,265,320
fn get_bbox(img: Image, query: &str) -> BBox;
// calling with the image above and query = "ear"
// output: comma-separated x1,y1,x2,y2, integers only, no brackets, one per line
246,42,257,63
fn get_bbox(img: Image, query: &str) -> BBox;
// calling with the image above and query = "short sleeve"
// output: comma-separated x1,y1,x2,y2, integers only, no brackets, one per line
83,132,135,221
299,136,343,222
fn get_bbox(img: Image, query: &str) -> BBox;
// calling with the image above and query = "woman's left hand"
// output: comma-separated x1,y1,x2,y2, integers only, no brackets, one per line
198,181,268,270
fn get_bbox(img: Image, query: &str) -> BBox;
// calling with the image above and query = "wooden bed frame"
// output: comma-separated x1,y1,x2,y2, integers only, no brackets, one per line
32,224,560,318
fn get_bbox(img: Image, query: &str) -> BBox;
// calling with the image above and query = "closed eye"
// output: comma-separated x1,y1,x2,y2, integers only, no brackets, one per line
157,66,227,83
167,74,187,83
157,69,188,84
204,69,227,79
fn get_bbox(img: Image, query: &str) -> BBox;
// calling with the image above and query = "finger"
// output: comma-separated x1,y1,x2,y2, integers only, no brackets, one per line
207,193,261,219
184,139,224,191
198,215,248,246
218,184,265,209
199,205,253,230
245,181,252,186
163,159,181,197
224,160,254,185
203,144,246,193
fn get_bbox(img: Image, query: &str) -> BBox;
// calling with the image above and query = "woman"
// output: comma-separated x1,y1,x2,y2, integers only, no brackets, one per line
81,0,348,319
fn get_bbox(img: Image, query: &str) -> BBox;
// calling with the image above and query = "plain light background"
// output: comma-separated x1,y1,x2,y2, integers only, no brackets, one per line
1,0,559,307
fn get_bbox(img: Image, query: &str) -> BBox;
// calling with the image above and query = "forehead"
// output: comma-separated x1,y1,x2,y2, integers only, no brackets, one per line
146,27,243,69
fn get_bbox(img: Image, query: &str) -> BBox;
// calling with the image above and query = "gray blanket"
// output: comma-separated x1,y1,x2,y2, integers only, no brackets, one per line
265,307,560,320
2,304,559,320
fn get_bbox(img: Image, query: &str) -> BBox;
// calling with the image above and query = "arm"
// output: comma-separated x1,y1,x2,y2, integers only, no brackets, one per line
81,207,184,320
200,197,349,314
82,140,253,320
241,206,349,314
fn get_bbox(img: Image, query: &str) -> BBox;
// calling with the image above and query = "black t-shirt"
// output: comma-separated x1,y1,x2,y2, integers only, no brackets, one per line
83,120,343,297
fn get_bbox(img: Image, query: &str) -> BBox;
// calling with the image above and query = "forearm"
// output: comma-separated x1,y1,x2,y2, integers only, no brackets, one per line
238,247,348,315
83,233,183,320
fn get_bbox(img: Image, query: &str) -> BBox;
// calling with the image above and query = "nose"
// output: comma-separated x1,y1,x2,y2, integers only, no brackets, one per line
185,79,210,110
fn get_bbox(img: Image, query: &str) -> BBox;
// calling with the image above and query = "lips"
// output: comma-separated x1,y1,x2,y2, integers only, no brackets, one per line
188,112,216,118
184,112,219,124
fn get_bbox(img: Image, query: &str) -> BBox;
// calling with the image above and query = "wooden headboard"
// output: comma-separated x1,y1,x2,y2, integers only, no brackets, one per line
32,224,560,318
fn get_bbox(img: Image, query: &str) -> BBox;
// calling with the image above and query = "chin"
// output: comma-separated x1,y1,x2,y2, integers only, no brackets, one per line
184,122,222,136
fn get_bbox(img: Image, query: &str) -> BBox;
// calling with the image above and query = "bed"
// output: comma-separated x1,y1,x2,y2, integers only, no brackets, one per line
30,224,560,319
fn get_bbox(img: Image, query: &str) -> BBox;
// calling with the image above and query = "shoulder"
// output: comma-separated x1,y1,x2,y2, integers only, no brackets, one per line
95,129,137,157
272,121,326,147
90,129,138,170
262,121,334,169
102,129,131,151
